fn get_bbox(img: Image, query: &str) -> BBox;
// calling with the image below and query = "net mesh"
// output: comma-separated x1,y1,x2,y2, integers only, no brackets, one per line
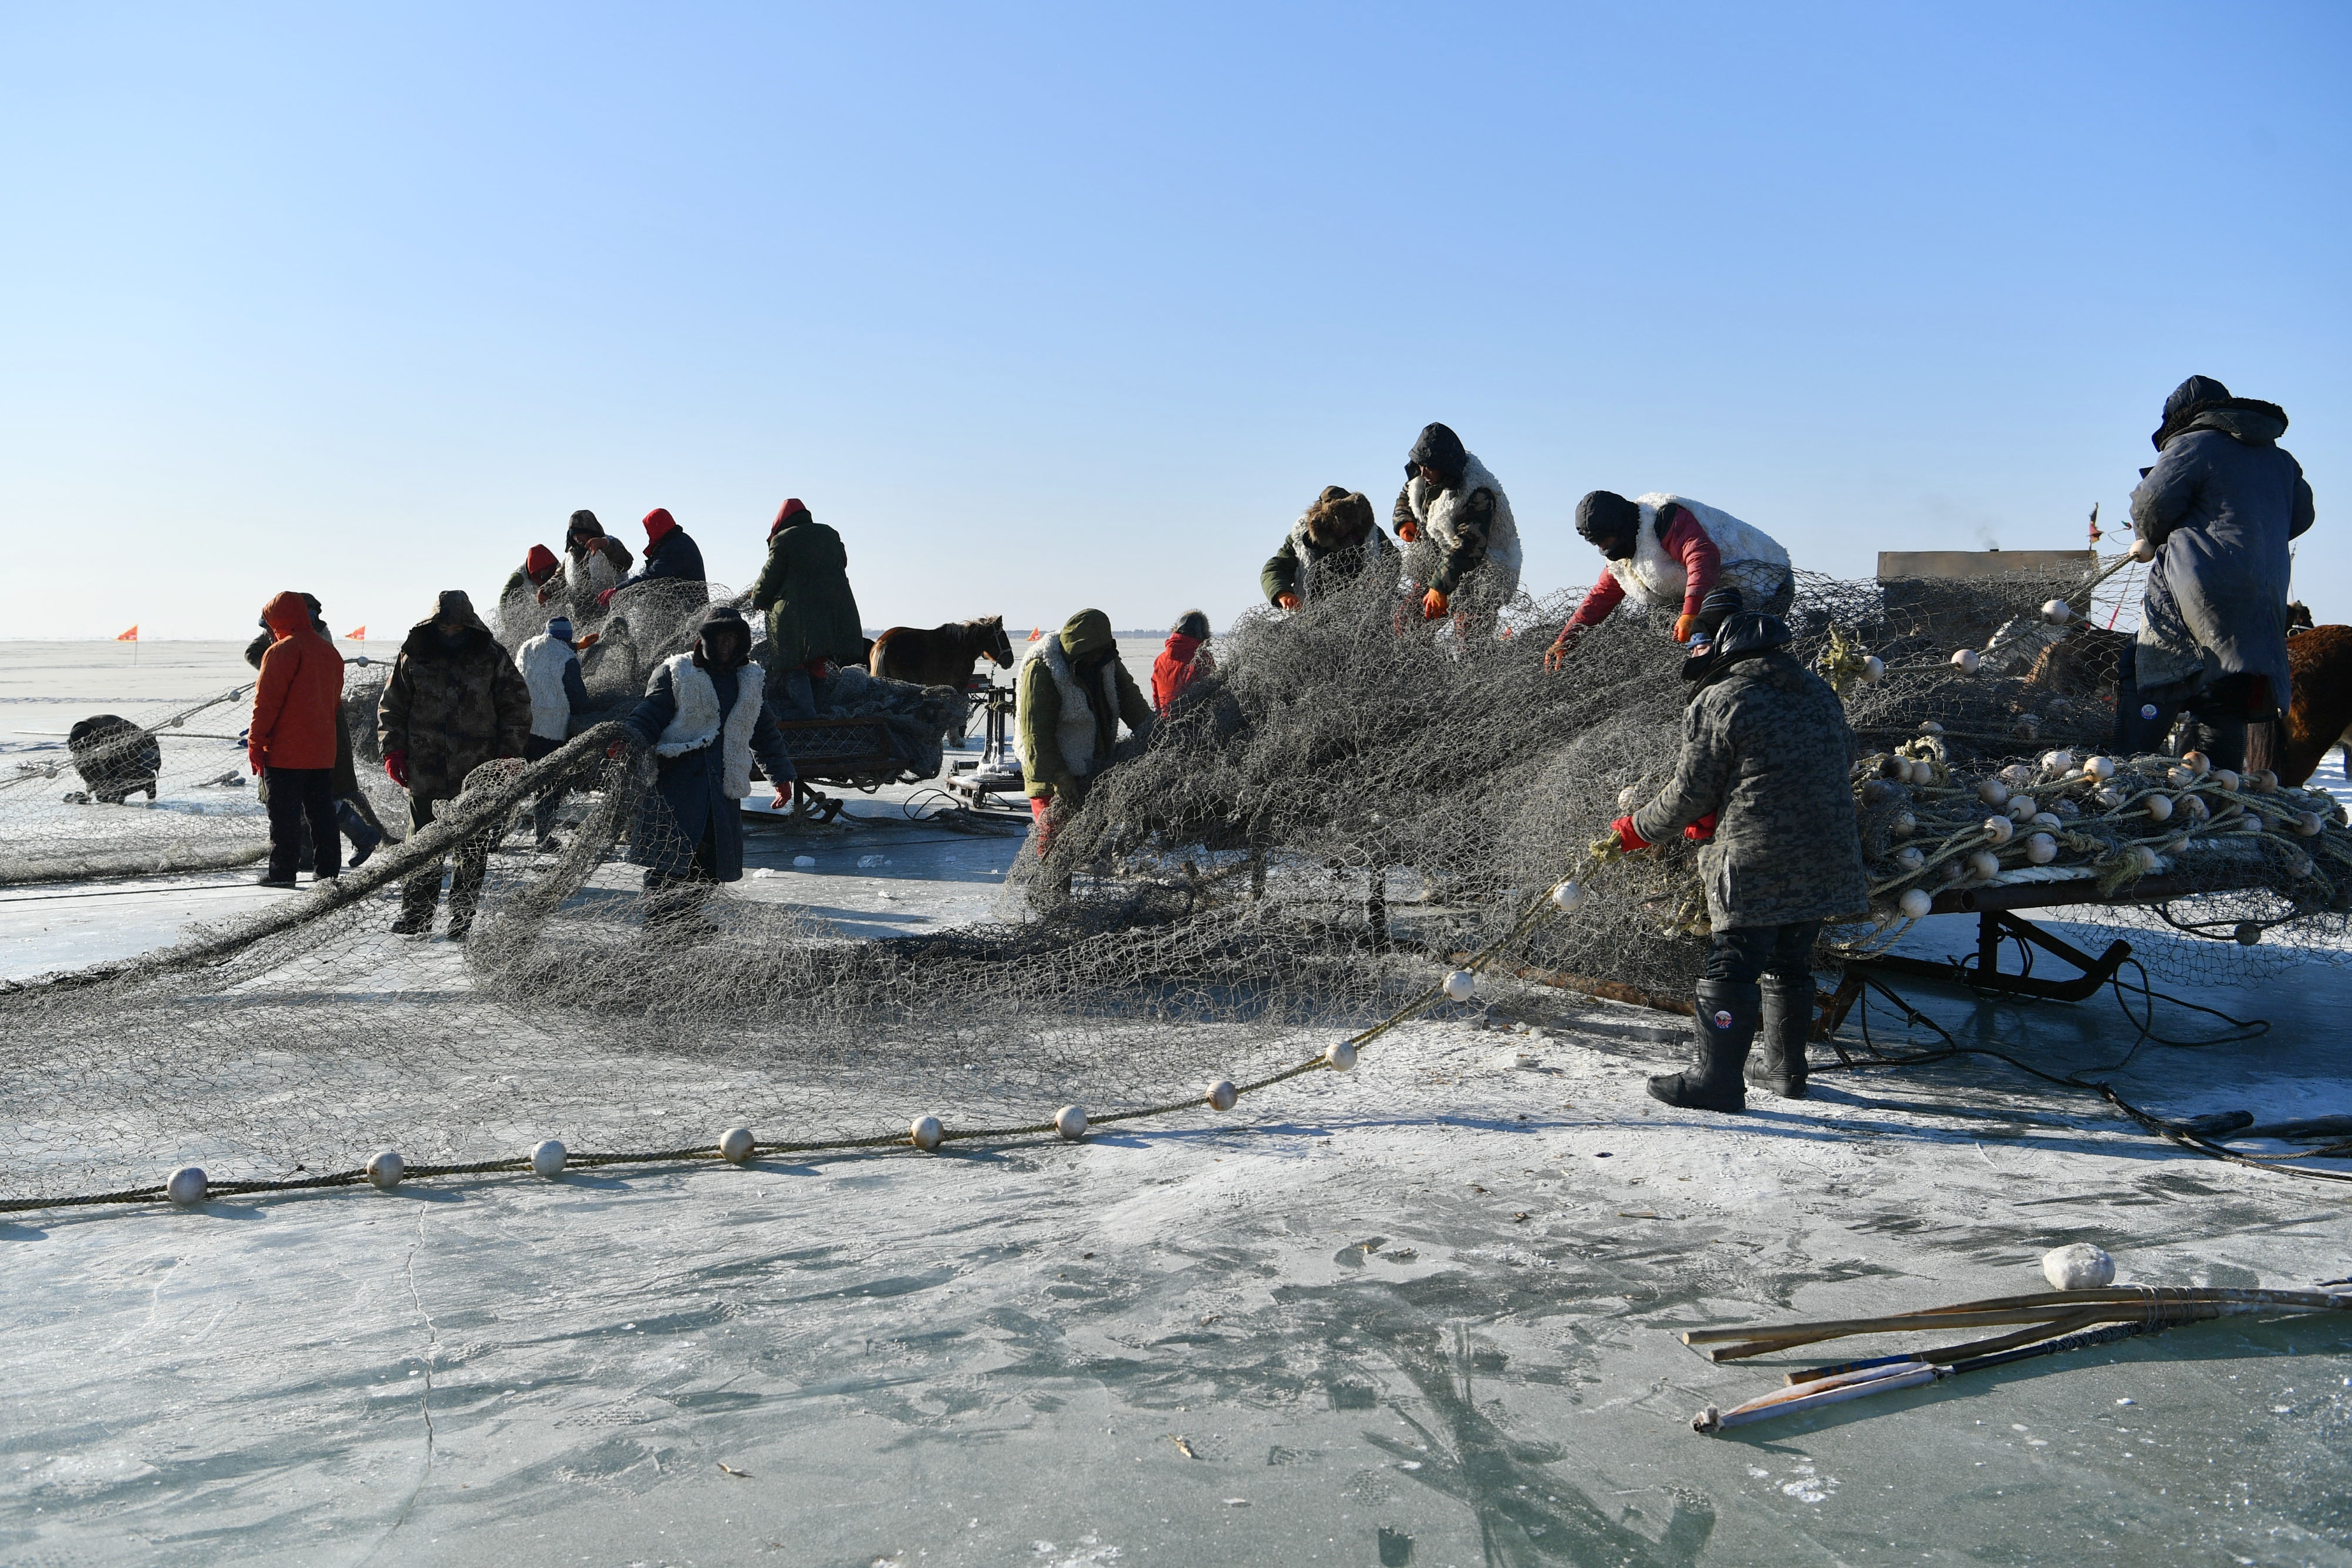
2,553,2346,1205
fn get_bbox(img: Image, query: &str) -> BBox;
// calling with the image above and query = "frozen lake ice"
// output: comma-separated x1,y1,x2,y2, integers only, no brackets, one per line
3,644,2350,1566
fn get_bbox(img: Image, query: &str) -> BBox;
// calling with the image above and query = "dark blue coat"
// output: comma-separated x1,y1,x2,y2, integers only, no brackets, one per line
2131,414,2314,704
620,661,796,881
619,527,707,590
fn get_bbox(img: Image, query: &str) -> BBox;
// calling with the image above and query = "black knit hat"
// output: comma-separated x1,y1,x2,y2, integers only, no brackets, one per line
1574,491,1641,551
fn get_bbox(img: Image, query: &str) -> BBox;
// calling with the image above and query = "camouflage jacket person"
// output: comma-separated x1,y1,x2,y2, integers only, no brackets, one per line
377,591,534,802
1629,637,1867,931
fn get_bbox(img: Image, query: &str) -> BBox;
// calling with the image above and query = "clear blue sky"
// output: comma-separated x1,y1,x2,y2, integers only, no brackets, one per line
2,2,2346,640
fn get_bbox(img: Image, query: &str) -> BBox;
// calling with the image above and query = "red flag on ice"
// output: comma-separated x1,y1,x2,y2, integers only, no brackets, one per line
345,626,366,641
116,624,138,642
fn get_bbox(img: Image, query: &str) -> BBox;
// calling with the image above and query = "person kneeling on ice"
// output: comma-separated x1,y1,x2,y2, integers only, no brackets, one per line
1152,610,1215,712
1392,423,1521,623
247,591,348,887
379,591,533,939
1547,490,1793,669
617,606,797,938
1609,605,1865,1112
1263,486,1396,610
515,616,594,849
1017,609,1153,854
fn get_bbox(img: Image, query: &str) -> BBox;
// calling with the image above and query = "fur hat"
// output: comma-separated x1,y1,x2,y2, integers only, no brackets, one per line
1171,609,1210,641
1301,486,1375,547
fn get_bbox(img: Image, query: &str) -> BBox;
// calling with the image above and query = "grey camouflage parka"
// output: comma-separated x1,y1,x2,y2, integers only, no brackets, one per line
1630,651,1868,931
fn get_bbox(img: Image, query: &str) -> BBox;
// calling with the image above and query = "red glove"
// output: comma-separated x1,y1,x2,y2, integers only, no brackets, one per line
1421,588,1449,621
1683,812,1718,843
596,587,617,609
1611,815,1652,853
1030,794,1057,855
383,751,409,788
248,746,265,778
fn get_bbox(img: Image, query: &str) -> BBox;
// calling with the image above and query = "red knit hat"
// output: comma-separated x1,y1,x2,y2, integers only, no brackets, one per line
525,543,559,582
770,497,808,539
643,507,678,542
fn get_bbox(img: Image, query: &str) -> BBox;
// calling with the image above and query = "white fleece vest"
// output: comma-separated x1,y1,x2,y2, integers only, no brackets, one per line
566,545,620,604
1605,494,1793,613
516,634,578,742
1018,636,1119,779
1405,451,1522,599
650,653,767,799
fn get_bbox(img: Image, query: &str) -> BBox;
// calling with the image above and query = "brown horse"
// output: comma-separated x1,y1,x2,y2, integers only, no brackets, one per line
2280,624,2352,786
868,616,1015,687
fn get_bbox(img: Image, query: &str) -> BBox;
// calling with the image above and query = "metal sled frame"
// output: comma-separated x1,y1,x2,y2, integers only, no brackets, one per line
1849,874,2214,1002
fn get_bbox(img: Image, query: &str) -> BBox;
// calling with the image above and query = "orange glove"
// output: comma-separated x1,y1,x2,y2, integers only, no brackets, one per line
537,585,554,604
1396,518,1420,543
1275,592,1301,610
1421,588,1449,621
1544,640,1573,673
1673,612,1698,643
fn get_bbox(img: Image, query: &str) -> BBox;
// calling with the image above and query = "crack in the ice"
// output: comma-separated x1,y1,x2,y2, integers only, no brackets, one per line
347,1208,437,1567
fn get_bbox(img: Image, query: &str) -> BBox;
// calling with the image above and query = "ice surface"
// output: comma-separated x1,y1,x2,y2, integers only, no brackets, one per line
3,655,2350,1565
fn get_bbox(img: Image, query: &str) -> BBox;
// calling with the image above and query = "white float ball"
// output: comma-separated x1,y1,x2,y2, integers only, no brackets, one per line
2094,786,2124,811
1205,1079,1237,1113
1951,648,1980,674
529,1139,566,1178
2007,797,2038,823
2041,1242,2117,1292
2182,795,2209,822
1895,845,1926,873
1548,879,1586,914
2039,749,2076,775
166,1165,207,1207
2144,793,2174,822
2128,844,2161,875
2212,769,2239,792
718,1127,755,1164
1325,1040,1358,1072
2000,764,2035,788
2025,832,2058,865
1978,779,2011,807
1053,1104,1088,1141
2293,810,2323,837
1890,811,1917,839
2031,812,2063,831
909,1114,944,1152
2130,535,2155,562
2040,598,2076,626
1918,719,1945,735
2182,750,2212,777
1616,785,1640,812
1898,887,1934,920
1969,850,2002,880
2249,769,2279,795
2084,755,2117,780
365,1150,404,1190
1982,816,2014,844
1442,970,1477,1002
1861,655,1885,683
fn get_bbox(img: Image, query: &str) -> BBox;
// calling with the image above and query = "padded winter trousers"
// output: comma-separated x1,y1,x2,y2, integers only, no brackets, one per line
265,766,340,881
1703,920,1821,986
401,792,490,925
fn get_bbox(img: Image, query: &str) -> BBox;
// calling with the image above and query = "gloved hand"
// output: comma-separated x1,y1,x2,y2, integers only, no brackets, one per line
383,751,409,788
1611,815,1652,853
1275,592,1301,610
596,587,618,609
575,631,600,648
248,746,265,778
1396,518,1420,543
1420,588,1449,621
1544,637,1576,673
1683,812,1718,843
1673,611,1698,643
537,585,554,604
1030,793,1059,855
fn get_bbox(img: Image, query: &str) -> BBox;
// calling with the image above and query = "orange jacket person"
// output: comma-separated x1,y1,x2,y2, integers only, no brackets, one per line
248,590,347,887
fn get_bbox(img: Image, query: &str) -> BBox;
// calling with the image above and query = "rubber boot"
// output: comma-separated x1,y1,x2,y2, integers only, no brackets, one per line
392,877,438,936
1648,980,1757,1113
1750,976,1813,1099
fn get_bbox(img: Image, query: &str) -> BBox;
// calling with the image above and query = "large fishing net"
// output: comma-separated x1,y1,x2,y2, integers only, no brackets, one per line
3,551,2346,1208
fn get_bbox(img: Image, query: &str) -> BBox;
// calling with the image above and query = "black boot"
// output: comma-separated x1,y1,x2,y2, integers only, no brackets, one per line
1648,979,1757,1113
1750,976,1813,1099
338,799,383,867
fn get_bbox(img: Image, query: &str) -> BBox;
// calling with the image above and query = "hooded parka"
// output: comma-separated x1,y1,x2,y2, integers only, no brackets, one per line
750,499,867,671
1393,424,1522,600
376,591,534,800
619,607,798,882
1016,610,1153,799
2130,376,2316,709
248,592,346,772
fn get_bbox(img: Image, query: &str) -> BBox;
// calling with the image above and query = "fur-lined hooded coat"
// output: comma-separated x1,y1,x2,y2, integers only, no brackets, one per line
1262,486,1399,606
377,592,533,802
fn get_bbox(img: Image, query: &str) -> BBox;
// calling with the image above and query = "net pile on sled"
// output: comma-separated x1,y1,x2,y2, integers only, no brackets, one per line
1,553,2344,1206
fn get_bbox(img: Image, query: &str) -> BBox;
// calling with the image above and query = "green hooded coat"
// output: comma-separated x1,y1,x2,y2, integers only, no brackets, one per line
1016,610,1153,799
749,507,866,670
